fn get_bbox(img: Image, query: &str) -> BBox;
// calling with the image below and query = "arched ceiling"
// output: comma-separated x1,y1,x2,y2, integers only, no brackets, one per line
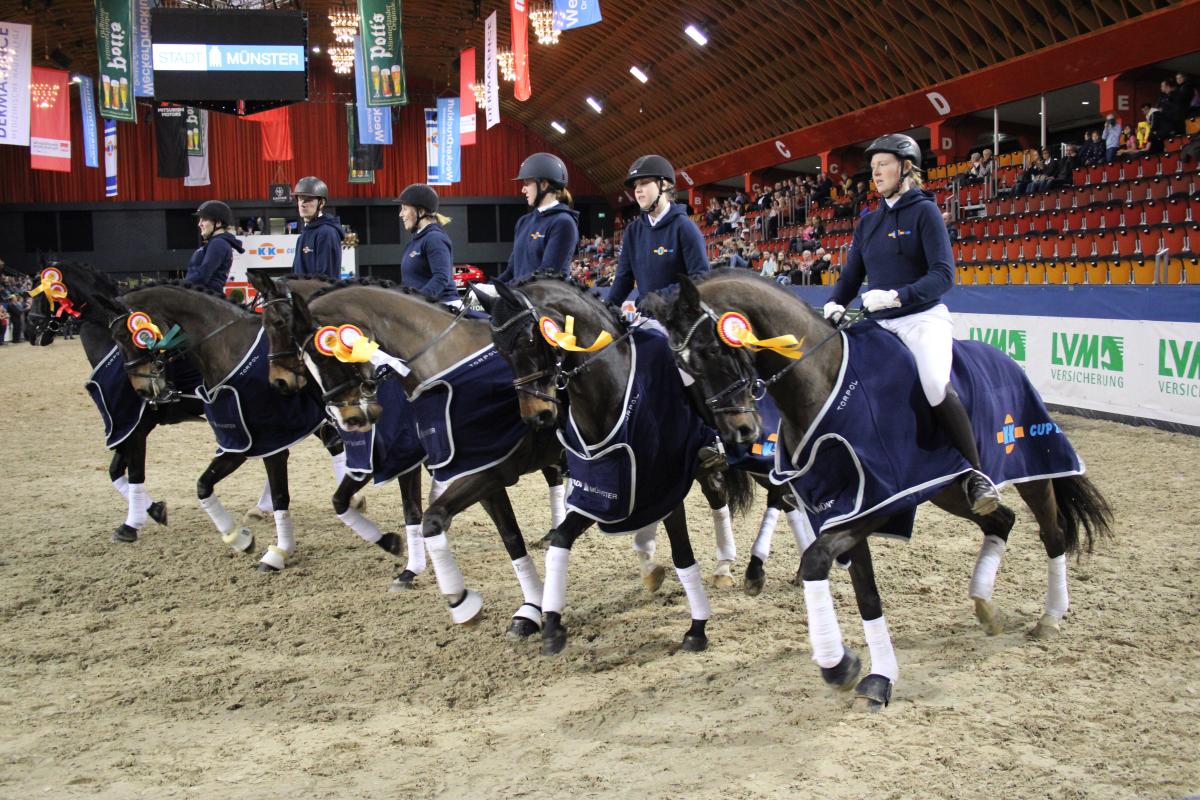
6,0,1184,195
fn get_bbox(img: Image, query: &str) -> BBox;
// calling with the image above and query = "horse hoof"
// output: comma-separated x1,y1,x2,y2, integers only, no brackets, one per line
853,673,893,711
790,569,803,587
743,576,764,597
222,527,255,554
376,532,404,557
820,648,862,691
1030,614,1061,640
973,597,1005,636
744,556,765,596
240,507,269,526
711,573,735,590
147,501,168,526
541,613,567,656
680,632,708,652
111,524,138,544
256,562,280,573
506,616,541,640
448,589,483,626
388,570,418,592
642,565,666,593
257,545,288,572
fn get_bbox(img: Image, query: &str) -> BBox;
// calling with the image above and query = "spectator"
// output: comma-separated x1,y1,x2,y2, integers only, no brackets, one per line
1102,115,1122,162
942,210,959,242
760,252,777,280
1043,143,1079,191
1177,72,1199,113
1157,79,1183,137
1080,130,1106,166
0,295,8,345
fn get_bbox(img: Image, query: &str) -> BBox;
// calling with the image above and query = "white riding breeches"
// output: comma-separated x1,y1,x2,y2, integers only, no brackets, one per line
874,303,954,406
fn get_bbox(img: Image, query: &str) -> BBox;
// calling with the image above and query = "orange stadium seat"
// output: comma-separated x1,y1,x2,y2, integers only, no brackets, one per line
1109,258,1132,284
990,264,1009,285
1046,260,1067,284
1029,260,1049,284
974,264,990,285
1008,262,1027,285
1084,259,1108,284
957,265,975,285
1131,258,1157,285
1185,257,1200,283
1065,260,1087,284
1165,257,1185,284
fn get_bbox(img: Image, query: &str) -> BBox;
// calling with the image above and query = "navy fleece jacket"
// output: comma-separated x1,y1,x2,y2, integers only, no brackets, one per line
292,214,345,277
829,188,954,320
185,231,244,294
495,203,580,284
401,222,459,303
606,203,710,304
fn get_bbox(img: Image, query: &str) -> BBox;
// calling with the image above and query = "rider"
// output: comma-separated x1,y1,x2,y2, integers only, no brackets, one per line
824,133,1000,515
291,176,345,277
398,183,461,307
185,200,244,294
606,154,709,306
494,153,579,284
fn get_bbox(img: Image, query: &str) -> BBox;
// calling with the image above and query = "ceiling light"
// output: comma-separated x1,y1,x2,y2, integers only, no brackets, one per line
1081,100,1090,105
684,24,708,46
311,45,321,54
629,65,649,84
551,121,566,134
497,49,516,82
329,46,354,75
586,96,602,113
328,4,358,44
531,2,561,46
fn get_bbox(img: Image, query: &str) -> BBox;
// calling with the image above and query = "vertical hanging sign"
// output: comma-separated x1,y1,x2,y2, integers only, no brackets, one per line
356,0,407,107
0,21,33,146
185,106,203,156
96,0,136,121
185,109,210,187
30,67,71,172
347,104,375,183
510,0,531,101
483,11,499,130
104,119,118,196
353,35,392,145
436,96,460,184
459,47,476,146
553,0,603,30
424,107,442,185
79,76,100,168
131,0,154,97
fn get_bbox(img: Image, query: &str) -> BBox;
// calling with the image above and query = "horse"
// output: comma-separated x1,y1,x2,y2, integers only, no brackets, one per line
279,279,569,638
482,275,756,657
98,281,332,573
657,269,1113,709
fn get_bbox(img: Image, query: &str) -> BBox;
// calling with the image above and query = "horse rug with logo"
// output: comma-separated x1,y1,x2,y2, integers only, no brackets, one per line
772,321,1083,538
341,369,425,483
85,346,204,448
197,329,326,457
559,328,714,534
723,391,784,476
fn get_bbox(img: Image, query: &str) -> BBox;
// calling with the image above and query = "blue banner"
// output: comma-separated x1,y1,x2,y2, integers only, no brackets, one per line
80,76,99,168
424,108,441,185
354,36,392,146
553,0,602,30
132,0,154,96
104,120,118,197
436,97,460,184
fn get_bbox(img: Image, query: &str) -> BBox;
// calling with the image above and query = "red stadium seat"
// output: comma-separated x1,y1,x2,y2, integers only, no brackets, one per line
1142,199,1165,225
1044,210,1064,231
1162,225,1187,255
1137,226,1161,255
1071,188,1092,208
1072,167,1087,186
1163,198,1186,224
1063,208,1083,231
1072,231,1091,256
1086,165,1104,185
1112,228,1137,256
1102,163,1122,184
1099,204,1123,228
1189,196,1200,223
1093,229,1116,257
1160,153,1180,175
1147,178,1171,201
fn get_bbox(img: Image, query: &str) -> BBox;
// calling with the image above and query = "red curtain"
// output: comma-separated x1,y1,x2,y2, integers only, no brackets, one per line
1,64,601,203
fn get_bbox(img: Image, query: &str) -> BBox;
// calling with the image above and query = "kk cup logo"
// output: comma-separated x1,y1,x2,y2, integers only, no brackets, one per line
1157,337,1200,399
652,246,675,256
1050,331,1124,388
253,242,291,260
969,326,1026,362
995,413,1061,455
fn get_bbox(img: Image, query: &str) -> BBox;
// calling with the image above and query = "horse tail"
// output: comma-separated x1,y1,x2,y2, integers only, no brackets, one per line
724,465,755,517
1051,474,1114,556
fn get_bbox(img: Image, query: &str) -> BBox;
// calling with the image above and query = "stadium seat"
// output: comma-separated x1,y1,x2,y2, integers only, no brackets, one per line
1147,178,1171,201
1112,228,1136,256
1046,260,1066,284
1160,153,1180,175
1189,196,1200,222
1137,226,1161,255
1085,259,1108,284
974,264,990,285
1008,262,1027,285
1028,260,1047,284
1162,225,1187,255
1109,258,1132,284
1185,257,1200,284
1164,198,1186,224
1102,163,1123,184
990,264,1008,285
1165,256,1185,284
1063,208,1083,231
957,265,974,285
1071,188,1092,208
1065,261,1087,284
1099,204,1123,228
1094,229,1116,257
1131,258,1157,285
1086,165,1104,185
1045,210,1064,232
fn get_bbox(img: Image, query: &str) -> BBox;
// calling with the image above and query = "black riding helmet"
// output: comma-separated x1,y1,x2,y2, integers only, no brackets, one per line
292,176,329,199
865,133,921,166
515,153,568,188
193,200,233,228
624,154,675,186
398,183,439,215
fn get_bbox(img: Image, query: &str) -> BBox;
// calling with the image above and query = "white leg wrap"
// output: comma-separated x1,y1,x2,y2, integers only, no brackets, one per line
112,476,130,499
337,507,383,543
711,505,736,563
1044,554,1069,620
548,484,566,529
124,483,148,529
862,615,899,683
787,509,816,555
969,534,1007,601
751,506,780,562
631,523,657,559
273,510,295,554
404,523,427,574
331,451,347,484
803,579,846,669
199,495,236,534
675,563,712,621
449,589,483,624
543,546,570,615
256,480,274,514
428,478,449,504
425,533,466,599
512,555,544,606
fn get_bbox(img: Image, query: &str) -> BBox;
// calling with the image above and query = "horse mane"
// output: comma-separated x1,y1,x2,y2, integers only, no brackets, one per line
689,267,826,322
307,275,462,312
50,259,121,297
120,279,247,310
511,270,628,331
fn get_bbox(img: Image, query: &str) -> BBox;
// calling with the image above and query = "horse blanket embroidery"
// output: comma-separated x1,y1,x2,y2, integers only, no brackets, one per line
559,328,713,534
197,329,325,457
409,344,527,483
85,347,204,449
772,321,1083,538
341,370,425,483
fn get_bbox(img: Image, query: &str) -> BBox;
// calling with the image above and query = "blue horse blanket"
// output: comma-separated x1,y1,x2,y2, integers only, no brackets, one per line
197,330,326,458
341,370,425,484
85,346,204,449
559,328,713,534
723,392,784,476
771,321,1083,538
409,344,528,484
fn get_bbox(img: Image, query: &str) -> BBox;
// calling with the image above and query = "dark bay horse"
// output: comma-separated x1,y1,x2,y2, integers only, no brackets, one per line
658,270,1112,709
483,276,755,656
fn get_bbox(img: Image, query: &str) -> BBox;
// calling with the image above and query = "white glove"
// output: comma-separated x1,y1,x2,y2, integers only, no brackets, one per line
823,301,845,322
862,289,901,313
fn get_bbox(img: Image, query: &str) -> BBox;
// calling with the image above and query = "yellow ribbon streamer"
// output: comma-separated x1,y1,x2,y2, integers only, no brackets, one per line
734,329,806,359
546,315,613,352
29,274,68,310
333,335,381,363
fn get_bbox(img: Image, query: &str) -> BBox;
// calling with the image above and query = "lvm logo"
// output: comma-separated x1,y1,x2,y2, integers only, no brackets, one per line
1050,332,1124,388
1157,337,1200,398
969,326,1026,362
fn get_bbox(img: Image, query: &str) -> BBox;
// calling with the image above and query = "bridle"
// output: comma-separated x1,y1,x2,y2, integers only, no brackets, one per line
109,309,241,404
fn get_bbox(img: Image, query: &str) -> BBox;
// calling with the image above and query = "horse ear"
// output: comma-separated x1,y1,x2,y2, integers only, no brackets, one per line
470,285,497,313
678,275,702,312
247,270,274,297
637,290,669,322
290,291,315,334
491,280,522,306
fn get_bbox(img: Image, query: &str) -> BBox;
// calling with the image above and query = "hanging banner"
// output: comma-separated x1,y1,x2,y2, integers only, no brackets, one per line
356,0,407,107
131,0,153,97
185,109,210,186
79,76,99,168
424,107,443,185
96,0,135,121
30,67,71,172
353,35,392,145
483,11,499,130
553,0,603,30
436,96,460,184
185,106,203,156
459,47,476,146
346,104,375,184
510,0,531,102
154,103,187,178
104,119,118,196
0,21,32,146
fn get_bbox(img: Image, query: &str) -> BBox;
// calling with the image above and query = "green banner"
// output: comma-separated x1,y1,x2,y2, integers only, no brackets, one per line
346,105,375,184
95,0,136,121
357,0,407,107
185,106,203,156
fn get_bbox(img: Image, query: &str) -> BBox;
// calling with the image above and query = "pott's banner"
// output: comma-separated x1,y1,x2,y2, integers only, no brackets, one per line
483,11,499,130
79,76,100,168
354,35,392,145
510,0,531,101
436,96,460,184
30,67,71,172
459,47,476,146
185,106,203,156
357,0,407,107
553,0,602,30
96,0,135,121
0,21,32,146
131,0,153,97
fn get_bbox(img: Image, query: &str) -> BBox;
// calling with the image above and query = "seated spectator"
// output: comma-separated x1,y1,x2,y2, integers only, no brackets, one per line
760,252,777,279
1080,130,1106,166
960,152,985,185
1043,143,1079,191
942,210,959,242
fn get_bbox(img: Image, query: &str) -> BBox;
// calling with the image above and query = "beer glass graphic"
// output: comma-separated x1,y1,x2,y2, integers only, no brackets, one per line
102,75,111,108
371,65,380,97
381,68,392,97
390,66,402,96
119,77,129,110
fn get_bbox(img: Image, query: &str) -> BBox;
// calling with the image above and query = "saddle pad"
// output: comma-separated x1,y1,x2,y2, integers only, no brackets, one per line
341,371,425,484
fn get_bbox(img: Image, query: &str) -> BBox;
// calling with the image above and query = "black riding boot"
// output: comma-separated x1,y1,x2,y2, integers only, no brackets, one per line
933,389,1000,515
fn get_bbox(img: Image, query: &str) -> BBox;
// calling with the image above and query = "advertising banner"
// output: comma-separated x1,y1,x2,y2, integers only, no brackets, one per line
483,11,499,130
459,47,476,146
104,119,118,196
354,35,392,145
184,108,210,186
79,76,99,168
346,104,375,183
553,0,602,30
356,0,407,107
510,0,530,101
0,21,32,146
436,96,460,184
132,0,153,96
424,107,442,185
96,0,136,121
30,67,71,172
